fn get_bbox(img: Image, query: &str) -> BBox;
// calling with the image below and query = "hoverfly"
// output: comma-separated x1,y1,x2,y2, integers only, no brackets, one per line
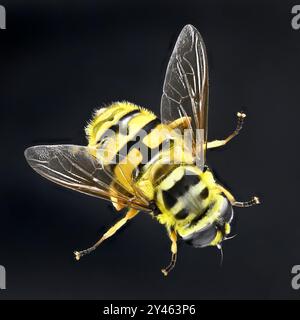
25,25,260,276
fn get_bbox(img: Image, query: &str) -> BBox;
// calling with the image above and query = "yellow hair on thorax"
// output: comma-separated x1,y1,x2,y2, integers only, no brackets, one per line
85,101,144,146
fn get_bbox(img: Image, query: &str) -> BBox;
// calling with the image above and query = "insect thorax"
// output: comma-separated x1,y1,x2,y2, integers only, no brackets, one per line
154,165,234,248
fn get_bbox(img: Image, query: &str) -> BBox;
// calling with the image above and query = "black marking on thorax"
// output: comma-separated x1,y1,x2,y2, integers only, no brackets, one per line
189,205,210,226
200,187,209,199
162,170,200,209
175,208,189,220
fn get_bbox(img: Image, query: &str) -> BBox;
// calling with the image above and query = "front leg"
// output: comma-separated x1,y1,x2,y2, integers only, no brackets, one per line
161,229,178,276
74,208,139,260
207,111,246,149
216,184,260,207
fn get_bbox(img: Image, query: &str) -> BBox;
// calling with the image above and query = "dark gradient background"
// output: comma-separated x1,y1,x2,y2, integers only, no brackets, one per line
0,0,299,299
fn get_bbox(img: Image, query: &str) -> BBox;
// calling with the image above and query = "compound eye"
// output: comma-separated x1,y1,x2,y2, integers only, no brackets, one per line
185,224,217,248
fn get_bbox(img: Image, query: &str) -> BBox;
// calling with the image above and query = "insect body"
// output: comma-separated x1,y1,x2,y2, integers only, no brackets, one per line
25,25,260,275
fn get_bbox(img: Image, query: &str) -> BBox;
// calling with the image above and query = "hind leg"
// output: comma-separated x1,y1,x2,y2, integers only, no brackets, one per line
217,184,260,207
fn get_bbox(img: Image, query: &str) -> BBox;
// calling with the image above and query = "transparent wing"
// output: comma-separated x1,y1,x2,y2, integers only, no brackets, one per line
161,24,209,169
24,145,151,211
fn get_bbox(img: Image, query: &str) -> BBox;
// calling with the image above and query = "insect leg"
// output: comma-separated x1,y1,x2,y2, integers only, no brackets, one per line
207,112,246,149
161,229,177,276
216,184,260,207
74,208,139,261
168,116,192,130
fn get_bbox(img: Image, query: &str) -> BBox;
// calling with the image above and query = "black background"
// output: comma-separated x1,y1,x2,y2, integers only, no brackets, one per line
0,0,299,299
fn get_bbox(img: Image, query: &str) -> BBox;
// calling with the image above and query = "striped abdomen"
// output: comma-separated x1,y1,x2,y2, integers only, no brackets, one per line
85,101,180,197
